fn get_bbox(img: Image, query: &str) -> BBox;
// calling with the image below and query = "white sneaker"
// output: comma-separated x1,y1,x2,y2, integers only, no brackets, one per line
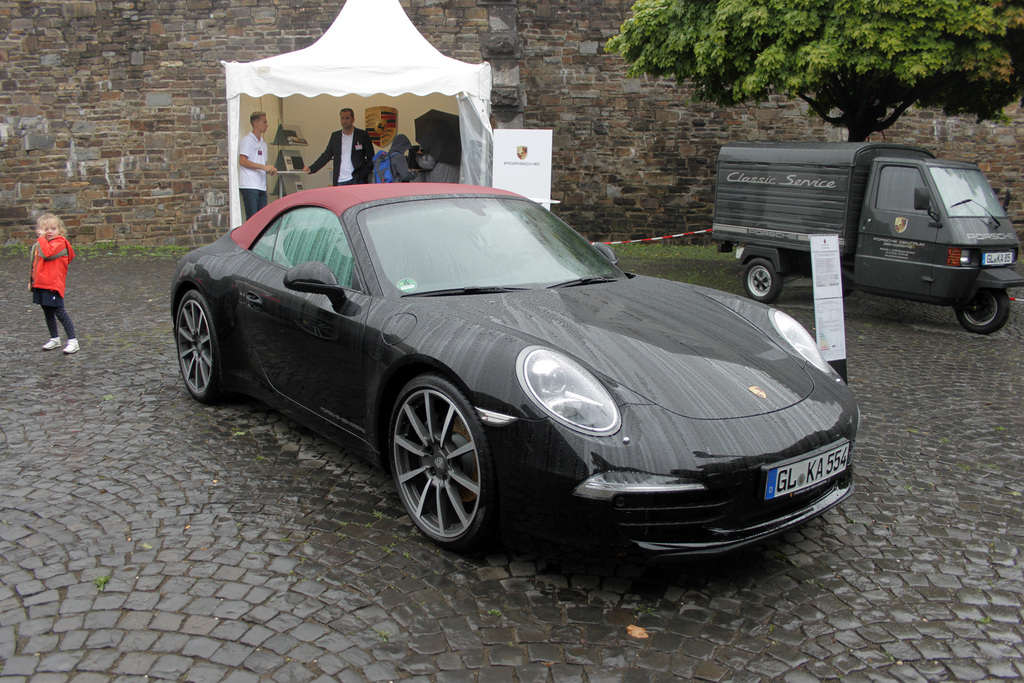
63,339,80,354
42,338,61,350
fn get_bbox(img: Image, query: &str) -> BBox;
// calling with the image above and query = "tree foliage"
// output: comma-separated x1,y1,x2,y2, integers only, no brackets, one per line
607,0,1024,141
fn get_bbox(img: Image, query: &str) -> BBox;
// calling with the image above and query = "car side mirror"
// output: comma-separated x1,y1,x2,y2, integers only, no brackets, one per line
913,187,942,226
913,187,931,212
284,261,347,307
593,242,618,265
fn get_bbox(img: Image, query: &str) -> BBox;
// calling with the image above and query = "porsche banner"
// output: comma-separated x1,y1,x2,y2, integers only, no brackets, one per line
492,129,553,209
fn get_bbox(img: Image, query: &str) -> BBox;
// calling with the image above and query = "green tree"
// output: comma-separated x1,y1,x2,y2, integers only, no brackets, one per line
607,0,1024,141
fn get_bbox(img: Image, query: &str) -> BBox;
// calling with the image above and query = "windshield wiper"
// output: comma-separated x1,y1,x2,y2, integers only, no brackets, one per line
403,286,526,297
549,275,618,289
949,197,1000,228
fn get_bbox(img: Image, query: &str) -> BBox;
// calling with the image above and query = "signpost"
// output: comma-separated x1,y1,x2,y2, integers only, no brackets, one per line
809,234,848,382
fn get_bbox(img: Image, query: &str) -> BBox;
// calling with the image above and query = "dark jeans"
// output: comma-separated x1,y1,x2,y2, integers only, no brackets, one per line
240,188,268,219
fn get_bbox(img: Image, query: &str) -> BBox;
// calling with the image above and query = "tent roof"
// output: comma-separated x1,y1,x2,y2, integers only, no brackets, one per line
223,0,491,101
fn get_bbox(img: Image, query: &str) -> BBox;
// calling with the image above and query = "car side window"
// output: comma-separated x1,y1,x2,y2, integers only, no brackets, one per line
250,207,356,288
250,222,278,262
875,166,927,212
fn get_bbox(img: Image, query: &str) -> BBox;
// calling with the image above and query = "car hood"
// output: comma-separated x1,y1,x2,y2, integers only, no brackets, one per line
413,276,814,419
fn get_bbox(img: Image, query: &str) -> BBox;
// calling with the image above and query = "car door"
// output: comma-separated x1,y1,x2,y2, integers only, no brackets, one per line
855,162,941,298
239,206,371,441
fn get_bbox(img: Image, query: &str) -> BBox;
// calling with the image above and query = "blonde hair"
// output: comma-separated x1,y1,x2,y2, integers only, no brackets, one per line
250,110,266,124
37,213,68,238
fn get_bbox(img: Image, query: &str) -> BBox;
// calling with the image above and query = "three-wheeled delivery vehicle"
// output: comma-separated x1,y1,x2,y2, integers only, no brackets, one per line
712,142,1023,334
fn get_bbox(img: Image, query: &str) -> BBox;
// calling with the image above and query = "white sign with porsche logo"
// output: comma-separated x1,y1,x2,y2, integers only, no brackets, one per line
810,234,847,364
492,129,554,209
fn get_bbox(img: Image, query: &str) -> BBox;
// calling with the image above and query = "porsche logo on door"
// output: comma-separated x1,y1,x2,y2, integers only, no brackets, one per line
366,106,398,148
516,146,528,160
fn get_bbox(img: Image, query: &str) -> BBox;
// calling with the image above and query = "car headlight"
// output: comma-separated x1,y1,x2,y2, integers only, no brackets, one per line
769,309,835,376
516,346,621,435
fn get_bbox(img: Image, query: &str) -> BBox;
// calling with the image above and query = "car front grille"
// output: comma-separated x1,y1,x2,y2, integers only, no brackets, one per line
613,489,733,538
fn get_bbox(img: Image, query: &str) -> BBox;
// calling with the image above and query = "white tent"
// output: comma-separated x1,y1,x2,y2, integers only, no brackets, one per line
222,0,493,228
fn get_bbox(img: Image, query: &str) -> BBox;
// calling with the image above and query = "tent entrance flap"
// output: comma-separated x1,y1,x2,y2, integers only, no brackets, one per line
458,94,491,188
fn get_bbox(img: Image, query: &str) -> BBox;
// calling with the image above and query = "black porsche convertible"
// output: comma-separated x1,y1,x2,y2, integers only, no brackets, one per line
172,184,858,559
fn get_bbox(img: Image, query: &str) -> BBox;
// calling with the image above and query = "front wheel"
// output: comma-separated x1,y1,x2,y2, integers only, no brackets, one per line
955,288,1010,334
389,374,498,552
743,258,782,304
175,289,223,403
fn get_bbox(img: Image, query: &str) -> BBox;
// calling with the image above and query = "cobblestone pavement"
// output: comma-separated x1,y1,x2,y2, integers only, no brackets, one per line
1,250,1022,683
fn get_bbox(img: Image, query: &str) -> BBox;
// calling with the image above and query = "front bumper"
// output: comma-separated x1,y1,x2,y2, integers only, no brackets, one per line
488,395,858,559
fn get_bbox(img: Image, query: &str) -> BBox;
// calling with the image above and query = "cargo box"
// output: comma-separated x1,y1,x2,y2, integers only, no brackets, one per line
713,142,933,255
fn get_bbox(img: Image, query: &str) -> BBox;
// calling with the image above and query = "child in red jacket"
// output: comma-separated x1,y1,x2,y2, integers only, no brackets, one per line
29,213,79,354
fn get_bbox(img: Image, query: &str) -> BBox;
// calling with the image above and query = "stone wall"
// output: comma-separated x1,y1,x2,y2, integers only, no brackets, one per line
1,0,1021,246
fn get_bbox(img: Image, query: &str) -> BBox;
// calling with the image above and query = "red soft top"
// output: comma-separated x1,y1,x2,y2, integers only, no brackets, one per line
230,183,522,249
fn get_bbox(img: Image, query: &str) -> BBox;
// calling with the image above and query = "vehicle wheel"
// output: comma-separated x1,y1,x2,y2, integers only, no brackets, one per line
175,289,223,403
955,288,1010,335
743,258,782,304
389,374,498,552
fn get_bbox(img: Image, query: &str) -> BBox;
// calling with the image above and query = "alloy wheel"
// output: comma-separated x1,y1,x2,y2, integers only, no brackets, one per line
392,387,482,540
177,298,214,396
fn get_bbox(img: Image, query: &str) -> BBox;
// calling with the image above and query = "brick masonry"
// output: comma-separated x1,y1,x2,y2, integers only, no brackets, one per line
1,0,1022,246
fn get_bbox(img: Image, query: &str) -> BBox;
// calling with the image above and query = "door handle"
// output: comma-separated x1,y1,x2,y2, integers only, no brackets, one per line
245,291,263,308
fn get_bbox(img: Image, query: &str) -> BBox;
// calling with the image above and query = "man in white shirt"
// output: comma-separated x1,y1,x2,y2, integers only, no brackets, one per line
239,111,277,219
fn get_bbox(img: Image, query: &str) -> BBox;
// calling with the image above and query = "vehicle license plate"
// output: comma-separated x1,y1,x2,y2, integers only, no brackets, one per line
764,442,850,500
982,251,1014,266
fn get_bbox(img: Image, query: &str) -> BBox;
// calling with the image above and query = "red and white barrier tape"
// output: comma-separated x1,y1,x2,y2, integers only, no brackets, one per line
600,229,712,246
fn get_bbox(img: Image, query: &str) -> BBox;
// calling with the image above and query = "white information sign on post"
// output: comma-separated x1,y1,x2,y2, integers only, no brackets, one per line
809,234,848,380
492,129,554,209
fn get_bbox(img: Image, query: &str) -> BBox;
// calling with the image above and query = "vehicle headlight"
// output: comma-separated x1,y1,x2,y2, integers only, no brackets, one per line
769,309,834,376
516,346,621,435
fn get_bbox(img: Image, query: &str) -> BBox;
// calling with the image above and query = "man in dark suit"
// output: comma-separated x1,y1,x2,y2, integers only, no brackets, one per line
304,108,375,185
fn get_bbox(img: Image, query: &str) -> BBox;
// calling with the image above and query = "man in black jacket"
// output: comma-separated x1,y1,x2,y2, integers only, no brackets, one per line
304,108,375,185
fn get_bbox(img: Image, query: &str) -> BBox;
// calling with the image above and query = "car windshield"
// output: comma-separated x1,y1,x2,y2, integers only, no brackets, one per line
929,166,1006,218
357,196,622,296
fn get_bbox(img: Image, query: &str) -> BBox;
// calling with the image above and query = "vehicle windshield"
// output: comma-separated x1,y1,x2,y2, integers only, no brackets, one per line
358,196,622,296
929,166,1006,218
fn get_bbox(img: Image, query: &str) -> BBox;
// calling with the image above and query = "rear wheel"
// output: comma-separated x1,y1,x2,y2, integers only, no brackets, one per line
389,374,498,552
175,290,222,403
743,258,782,304
955,288,1010,334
